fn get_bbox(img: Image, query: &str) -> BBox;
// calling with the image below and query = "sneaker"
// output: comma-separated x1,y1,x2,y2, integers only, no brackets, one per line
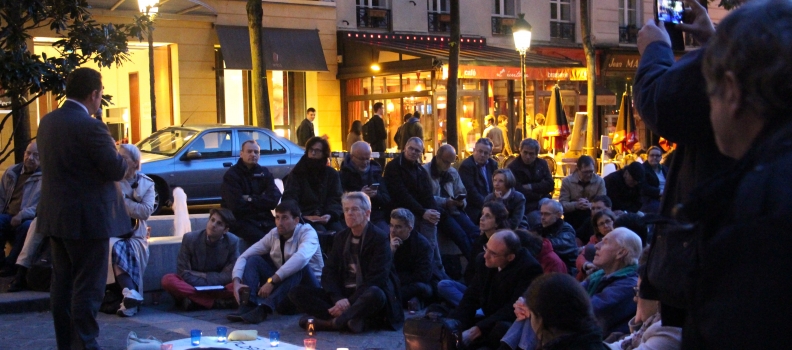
116,304,138,317
122,288,144,309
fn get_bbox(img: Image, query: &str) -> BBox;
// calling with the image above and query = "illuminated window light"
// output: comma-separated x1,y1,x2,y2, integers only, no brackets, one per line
370,63,381,72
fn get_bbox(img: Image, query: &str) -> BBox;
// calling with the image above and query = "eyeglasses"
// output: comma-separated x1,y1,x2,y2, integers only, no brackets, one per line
308,147,324,155
483,246,506,258
633,286,640,297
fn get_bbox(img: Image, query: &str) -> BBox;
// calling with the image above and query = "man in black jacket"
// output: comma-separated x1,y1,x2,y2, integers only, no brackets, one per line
295,107,316,147
604,162,644,214
389,208,433,311
340,141,390,232
447,230,542,349
363,102,388,167
641,146,668,214
536,198,577,273
459,138,497,224
289,192,403,333
383,137,447,281
221,140,282,246
507,138,554,213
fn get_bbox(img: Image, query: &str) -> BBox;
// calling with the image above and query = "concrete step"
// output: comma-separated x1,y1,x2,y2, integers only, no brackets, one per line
147,213,210,238
0,277,49,314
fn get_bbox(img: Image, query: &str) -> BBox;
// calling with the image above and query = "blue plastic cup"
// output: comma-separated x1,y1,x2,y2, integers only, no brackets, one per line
190,329,201,346
269,331,280,347
216,326,227,343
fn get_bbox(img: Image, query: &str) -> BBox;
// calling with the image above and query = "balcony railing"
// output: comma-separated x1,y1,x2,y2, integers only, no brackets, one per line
619,25,638,44
357,6,390,30
551,21,575,42
492,16,516,35
428,12,451,32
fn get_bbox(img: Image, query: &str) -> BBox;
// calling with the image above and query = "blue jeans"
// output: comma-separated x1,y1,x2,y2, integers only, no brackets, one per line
438,211,480,259
0,214,33,267
436,279,467,307
418,219,449,280
501,319,537,350
242,254,320,314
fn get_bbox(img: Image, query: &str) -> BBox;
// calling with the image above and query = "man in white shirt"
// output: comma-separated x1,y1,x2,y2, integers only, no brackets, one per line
227,200,323,324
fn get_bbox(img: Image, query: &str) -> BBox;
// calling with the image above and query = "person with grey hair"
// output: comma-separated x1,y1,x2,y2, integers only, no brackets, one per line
507,138,553,214
340,141,390,232
484,168,527,230
384,137,448,281
389,208,433,311
537,198,577,274
459,138,498,223
289,191,403,333
0,141,41,279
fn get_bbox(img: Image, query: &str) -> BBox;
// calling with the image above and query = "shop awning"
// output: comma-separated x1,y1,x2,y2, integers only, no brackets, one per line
216,25,328,71
343,32,582,65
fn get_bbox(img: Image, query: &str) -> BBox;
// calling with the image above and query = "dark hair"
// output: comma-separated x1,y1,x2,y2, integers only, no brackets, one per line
403,113,412,122
275,200,302,218
493,168,516,190
241,140,259,151
373,102,384,112
519,138,540,153
516,229,543,257
487,116,495,125
647,146,663,156
304,137,330,159
307,107,316,114
576,155,595,169
591,195,612,208
524,273,600,336
592,209,617,234
209,208,236,228
65,68,102,100
483,200,511,230
350,120,363,135
413,111,421,119
501,230,522,255
614,213,648,247
475,137,493,149
703,0,792,123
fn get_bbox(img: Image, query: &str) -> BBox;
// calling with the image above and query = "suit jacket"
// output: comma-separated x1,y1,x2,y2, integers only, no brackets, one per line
296,118,315,147
458,156,497,221
37,100,130,239
322,223,404,329
364,115,387,153
177,229,240,286
383,154,436,219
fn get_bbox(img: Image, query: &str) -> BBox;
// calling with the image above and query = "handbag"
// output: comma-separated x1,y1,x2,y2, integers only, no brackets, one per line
403,312,459,350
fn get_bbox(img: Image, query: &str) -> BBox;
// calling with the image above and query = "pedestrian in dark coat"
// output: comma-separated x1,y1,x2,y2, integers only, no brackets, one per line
508,139,554,212
604,163,644,213
283,137,343,233
458,138,498,223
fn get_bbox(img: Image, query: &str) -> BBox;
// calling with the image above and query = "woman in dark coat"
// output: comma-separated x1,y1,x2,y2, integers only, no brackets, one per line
282,137,343,234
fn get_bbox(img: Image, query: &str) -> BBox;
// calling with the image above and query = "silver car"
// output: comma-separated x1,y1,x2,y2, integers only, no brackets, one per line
137,125,303,213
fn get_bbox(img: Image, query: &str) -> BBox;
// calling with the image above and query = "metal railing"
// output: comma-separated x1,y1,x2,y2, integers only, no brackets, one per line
619,25,638,44
491,16,516,35
551,21,575,42
357,6,390,30
428,12,451,32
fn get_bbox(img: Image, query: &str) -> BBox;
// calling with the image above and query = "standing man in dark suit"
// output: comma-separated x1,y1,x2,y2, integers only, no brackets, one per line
459,138,497,224
37,68,130,349
296,108,316,147
363,102,387,167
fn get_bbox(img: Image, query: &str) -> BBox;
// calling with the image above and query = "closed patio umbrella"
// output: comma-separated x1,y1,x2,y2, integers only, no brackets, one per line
544,84,570,154
612,90,638,153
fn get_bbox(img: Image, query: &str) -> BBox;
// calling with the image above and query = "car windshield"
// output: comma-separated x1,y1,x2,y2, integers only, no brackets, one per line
137,128,199,155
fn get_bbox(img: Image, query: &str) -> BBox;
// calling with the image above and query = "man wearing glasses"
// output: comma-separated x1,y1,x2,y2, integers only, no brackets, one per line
558,155,607,230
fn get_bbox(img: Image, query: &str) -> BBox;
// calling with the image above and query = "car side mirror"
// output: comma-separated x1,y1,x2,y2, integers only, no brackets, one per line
182,150,202,160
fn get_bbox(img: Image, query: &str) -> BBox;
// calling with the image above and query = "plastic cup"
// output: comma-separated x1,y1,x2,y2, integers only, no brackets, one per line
269,331,280,347
216,326,227,343
190,329,201,346
304,338,316,350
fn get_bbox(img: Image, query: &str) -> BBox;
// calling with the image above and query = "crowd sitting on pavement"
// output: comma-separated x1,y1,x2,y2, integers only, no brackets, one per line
6,3,791,347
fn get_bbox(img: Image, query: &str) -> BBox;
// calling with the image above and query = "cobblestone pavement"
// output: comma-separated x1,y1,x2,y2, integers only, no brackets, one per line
0,300,410,350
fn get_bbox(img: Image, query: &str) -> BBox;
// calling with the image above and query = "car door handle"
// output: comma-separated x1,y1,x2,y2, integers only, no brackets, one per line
223,162,232,167
277,159,286,164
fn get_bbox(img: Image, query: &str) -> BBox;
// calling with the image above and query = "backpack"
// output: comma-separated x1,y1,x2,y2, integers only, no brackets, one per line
362,120,372,143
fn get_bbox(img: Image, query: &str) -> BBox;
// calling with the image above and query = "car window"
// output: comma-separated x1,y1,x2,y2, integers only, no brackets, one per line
238,130,287,155
189,131,233,159
137,128,198,155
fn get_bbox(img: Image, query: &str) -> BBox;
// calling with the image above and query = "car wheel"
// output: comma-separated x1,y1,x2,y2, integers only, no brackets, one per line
150,177,170,215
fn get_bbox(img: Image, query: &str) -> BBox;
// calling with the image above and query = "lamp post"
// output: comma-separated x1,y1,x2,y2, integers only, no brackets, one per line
512,14,532,138
139,0,158,133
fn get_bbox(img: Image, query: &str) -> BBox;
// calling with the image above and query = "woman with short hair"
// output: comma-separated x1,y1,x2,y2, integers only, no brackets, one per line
484,169,527,230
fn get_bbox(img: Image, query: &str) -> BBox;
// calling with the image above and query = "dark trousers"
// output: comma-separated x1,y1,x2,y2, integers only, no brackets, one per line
0,214,32,267
233,219,274,247
451,319,511,350
400,282,433,305
438,211,479,259
289,285,386,326
50,237,109,350
242,254,319,314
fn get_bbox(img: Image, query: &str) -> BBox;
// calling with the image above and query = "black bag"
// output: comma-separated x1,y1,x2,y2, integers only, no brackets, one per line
26,239,52,292
362,120,372,143
403,312,459,350
643,216,697,309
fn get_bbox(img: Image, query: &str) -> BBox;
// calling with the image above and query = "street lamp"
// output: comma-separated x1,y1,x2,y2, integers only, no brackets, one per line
512,13,532,138
139,0,158,133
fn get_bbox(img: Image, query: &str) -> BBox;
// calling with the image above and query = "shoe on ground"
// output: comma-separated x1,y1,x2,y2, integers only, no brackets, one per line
240,305,270,324
8,277,27,293
346,317,365,333
227,303,256,322
122,288,144,309
298,315,313,330
213,298,238,309
312,317,341,332
407,297,422,312
116,304,138,317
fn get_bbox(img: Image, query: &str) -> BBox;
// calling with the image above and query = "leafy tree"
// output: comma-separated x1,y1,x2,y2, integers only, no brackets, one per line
0,0,148,163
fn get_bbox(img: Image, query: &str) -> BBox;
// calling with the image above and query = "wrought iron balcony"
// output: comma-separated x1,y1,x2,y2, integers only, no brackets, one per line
551,21,575,42
428,12,451,32
492,16,516,35
619,25,638,44
357,6,390,30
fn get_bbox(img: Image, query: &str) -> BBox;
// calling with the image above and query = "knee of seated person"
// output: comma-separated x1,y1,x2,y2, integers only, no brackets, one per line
361,286,386,303
160,273,178,288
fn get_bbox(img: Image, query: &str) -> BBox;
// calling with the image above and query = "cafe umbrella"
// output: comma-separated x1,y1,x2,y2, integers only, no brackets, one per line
612,90,638,153
544,84,570,154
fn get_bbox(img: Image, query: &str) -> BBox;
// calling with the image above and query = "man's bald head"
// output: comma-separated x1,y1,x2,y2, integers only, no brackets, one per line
350,141,372,172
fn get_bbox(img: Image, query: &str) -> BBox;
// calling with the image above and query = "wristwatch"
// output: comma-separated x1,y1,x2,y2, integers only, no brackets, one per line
267,277,276,285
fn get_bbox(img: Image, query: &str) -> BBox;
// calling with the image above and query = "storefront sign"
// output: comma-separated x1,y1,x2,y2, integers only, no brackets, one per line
605,54,641,71
445,65,588,81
